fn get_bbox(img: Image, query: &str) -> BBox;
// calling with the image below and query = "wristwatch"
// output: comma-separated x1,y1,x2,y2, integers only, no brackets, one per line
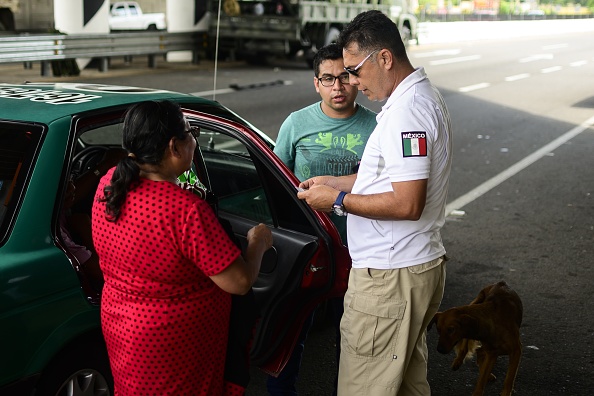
332,191,348,217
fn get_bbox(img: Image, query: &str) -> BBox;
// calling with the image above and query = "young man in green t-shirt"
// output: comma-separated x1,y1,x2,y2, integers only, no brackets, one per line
271,43,377,395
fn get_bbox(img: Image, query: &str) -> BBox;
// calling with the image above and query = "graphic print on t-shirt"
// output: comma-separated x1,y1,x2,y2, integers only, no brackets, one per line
297,132,366,179
401,131,427,157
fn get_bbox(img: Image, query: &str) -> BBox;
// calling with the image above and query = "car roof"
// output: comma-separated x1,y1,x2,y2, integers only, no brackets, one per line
0,82,219,124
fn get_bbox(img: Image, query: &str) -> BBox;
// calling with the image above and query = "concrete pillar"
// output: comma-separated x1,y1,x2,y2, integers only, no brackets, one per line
54,0,109,70
166,0,209,62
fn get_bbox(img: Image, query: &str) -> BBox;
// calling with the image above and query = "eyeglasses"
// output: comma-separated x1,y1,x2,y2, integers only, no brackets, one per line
344,50,378,77
316,73,350,87
186,126,200,139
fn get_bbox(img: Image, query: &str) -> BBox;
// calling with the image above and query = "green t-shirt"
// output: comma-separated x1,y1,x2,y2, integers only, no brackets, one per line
274,102,377,243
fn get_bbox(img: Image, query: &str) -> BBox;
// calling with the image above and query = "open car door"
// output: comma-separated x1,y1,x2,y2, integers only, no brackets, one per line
184,110,351,374
64,103,350,376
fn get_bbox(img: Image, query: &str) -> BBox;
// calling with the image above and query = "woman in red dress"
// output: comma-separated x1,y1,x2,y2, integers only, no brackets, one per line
92,100,272,395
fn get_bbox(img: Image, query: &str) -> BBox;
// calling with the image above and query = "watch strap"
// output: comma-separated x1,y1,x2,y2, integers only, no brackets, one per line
334,191,347,207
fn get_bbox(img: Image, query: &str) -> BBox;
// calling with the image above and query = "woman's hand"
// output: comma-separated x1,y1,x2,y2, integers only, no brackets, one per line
247,223,273,251
211,223,273,295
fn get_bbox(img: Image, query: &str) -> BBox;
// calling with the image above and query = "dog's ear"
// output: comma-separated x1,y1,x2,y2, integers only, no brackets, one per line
458,314,479,335
427,313,440,331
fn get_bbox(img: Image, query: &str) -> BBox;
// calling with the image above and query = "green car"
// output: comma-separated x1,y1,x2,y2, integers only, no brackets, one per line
0,83,351,396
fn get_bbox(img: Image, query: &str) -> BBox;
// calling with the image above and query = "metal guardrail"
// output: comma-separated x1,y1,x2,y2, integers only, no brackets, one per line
0,31,203,76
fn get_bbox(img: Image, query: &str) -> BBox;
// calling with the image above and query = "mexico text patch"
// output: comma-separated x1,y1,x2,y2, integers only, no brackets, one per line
401,132,427,157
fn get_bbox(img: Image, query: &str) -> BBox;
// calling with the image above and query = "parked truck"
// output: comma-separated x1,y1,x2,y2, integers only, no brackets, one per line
207,0,418,66
109,1,166,31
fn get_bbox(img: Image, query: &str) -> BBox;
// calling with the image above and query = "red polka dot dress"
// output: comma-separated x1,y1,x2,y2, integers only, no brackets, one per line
92,169,241,396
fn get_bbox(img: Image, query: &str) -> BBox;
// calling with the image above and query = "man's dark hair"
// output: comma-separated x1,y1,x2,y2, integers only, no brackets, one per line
313,43,343,76
337,10,407,61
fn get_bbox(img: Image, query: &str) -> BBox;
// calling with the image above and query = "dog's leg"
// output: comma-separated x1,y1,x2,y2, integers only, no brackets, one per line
472,349,497,396
501,343,522,396
452,338,468,370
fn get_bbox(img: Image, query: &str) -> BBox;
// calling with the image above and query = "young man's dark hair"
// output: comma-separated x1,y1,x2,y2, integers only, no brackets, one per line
313,43,343,76
271,42,377,396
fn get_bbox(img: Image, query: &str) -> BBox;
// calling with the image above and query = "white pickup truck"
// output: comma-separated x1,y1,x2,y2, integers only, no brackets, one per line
109,1,166,31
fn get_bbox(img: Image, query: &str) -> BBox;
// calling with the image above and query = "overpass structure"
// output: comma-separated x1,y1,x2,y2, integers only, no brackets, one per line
0,0,209,75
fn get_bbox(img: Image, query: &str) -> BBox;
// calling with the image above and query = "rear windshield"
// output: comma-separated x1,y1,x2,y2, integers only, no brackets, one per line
0,123,43,244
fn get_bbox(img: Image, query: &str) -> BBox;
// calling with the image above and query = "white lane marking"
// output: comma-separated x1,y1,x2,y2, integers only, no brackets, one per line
505,73,530,82
191,88,235,97
542,66,562,73
191,80,293,98
413,49,462,58
519,54,554,63
213,140,242,150
542,44,568,50
459,83,490,93
445,114,594,216
570,60,587,67
430,55,481,66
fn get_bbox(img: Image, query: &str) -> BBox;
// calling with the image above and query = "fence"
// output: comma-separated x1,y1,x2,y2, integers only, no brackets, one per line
0,31,203,76
418,13,593,23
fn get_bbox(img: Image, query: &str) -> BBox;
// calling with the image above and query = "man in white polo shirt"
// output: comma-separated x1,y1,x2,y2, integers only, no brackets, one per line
297,10,452,396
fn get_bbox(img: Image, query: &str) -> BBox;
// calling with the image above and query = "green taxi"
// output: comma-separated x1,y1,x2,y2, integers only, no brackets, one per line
0,83,350,396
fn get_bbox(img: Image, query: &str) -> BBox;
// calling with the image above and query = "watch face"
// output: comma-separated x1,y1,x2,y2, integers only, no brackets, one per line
333,205,346,216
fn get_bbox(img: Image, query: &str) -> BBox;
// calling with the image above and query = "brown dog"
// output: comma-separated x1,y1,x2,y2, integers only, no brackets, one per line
428,281,523,396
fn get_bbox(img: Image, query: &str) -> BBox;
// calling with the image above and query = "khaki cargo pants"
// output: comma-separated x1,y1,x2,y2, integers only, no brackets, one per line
337,257,446,396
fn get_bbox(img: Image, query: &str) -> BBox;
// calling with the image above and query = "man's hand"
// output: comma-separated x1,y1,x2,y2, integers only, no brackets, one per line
298,175,336,190
297,184,340,212
299,173,356,191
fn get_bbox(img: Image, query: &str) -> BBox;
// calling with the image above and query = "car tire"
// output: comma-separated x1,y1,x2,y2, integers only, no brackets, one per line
401,24,411,47
34,337,113,396
323,27,340,47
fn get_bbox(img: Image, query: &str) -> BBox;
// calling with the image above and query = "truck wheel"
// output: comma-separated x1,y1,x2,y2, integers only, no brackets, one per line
305,54,314,69
34,337,113,396
401,24,411,47
147,24,157,31
324,27,340,46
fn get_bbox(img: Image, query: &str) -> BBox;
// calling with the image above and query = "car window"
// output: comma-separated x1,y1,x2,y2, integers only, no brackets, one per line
113,5,126,16
79,124,123,146
197,128,273,225
0,123,43,244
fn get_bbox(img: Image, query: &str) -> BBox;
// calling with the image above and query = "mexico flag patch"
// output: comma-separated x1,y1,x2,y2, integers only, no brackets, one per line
401,132,427,157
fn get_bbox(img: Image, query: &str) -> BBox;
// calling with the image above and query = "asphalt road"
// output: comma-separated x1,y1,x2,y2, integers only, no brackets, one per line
3,19,592,396
244,24,594,396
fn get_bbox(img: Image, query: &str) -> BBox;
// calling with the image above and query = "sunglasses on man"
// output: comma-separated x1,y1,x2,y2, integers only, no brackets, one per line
343,50,378,77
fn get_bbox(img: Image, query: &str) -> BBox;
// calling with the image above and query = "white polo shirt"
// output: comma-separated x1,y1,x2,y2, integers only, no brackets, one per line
347,67,452,269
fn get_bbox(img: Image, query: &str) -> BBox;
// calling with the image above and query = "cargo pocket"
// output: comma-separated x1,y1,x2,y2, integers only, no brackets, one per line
342,293,406,358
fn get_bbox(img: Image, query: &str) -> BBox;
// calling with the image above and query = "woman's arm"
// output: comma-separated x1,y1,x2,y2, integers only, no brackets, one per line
209,223,273,295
